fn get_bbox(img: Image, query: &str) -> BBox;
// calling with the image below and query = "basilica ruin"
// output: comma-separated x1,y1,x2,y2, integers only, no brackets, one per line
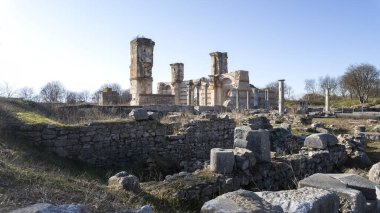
128,37,277,109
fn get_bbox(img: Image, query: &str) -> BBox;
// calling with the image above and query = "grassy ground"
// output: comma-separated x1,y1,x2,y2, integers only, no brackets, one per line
0,135,152,212
0,135,198,212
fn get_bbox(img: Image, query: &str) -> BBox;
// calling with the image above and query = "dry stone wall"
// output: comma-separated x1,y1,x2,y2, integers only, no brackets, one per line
14,119,235,167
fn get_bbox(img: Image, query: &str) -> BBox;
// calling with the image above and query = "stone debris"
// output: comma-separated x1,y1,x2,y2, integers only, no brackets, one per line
337,134,372,168
255,187,340,213
129,108,149,121
233,147,256,171
298,173,368,213
108,171,141,193
9,203,153,213
9,203,92,213
369,162,380,184
304,133,338,149
201,189,283,213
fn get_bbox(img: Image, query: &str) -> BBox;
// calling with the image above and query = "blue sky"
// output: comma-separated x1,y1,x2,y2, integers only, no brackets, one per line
0,0,379,97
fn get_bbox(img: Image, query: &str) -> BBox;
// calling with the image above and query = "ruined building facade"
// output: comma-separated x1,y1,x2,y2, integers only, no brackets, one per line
130,37,276,108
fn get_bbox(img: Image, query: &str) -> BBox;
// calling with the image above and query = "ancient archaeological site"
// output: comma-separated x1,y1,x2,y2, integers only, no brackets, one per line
2,37,380,213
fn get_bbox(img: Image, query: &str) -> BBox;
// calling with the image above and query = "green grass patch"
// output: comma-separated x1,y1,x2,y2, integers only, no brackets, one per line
14,112,63,126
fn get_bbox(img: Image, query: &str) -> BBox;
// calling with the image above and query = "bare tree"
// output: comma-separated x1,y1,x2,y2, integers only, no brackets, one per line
0,82,17,98
65,91,79,104
121,89,132,103
40,81,66,103
336,77,349,98
265,81,293,99
304,79,317,94
18,87,35,100
342,63,380,103
77,90,91,103
318,76,338,95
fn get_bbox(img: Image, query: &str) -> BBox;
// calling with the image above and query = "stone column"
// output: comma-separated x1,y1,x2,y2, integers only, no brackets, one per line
195,86,200,106
235,88,239,109
204,83,208,106
278,79,285,115
246,90,249,109
265,89,269,109
187,81,193,106
325,87,330,113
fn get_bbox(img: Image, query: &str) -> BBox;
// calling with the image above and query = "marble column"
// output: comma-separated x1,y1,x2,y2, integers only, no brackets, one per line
278,79,285,115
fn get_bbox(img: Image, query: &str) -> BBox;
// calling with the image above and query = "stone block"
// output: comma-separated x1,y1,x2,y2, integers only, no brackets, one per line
108,171,141,193
210,148,235,174
328,173,377,200
9,203,91,213
298,173,366,213
234,129,270,162
233,147,256,171
129,108,149,121
201,189,283,213
234,126,251,140
304,133,338,149
256,187,339,213
369,162,380,184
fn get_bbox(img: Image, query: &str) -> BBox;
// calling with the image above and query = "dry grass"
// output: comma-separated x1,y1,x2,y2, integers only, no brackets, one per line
0,136,153,213
367,141,380,163
313,117,369,135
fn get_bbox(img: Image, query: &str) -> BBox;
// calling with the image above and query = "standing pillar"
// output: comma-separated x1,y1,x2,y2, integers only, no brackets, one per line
195,86,200,106
187,81,194,106
325,87,330,113
170,63,184,105
235,88,239,109
278,79,285,115
246,90,249,109
204,83,208,106
265,89,269,109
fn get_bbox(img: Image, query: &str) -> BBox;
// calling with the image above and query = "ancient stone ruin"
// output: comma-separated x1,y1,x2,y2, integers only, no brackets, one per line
128,37,277,109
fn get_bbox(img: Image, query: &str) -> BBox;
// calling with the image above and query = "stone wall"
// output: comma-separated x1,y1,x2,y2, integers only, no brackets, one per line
14,118,235,167
149,144,347,203
138,94,175,105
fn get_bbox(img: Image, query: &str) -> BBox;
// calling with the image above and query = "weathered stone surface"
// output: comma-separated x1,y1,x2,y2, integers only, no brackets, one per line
210,148,235,174
147,111,160,121
328,173,377,200
234,129,271,162
234,126,251,141
376,185,380,212
129,108,149,121
304,133,338,149
298,173,366,213
9,203,91,213
108,171,141,193
372,125,380,133
256,187,339,213
233,147,256,171
201,189,283,213
369,162,380,184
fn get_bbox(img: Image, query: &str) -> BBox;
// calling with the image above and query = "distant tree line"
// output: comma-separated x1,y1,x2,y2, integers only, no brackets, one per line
304,63,380,104
0,81,131,104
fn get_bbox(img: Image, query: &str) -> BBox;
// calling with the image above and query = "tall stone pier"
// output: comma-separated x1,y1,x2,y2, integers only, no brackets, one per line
324,87,330,113
278,79,285,115
130,38,155,106
170,63,184,105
